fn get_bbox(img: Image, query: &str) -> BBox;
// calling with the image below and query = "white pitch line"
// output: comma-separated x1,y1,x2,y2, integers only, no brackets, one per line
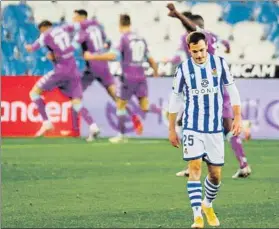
1,140,164,149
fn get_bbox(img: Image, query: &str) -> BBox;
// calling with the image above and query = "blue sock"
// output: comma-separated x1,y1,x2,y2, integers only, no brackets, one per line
204,176,221,207
187,181,202,218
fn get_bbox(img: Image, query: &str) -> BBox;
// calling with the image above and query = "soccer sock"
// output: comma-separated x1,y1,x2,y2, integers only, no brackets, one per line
229,134,248,169
34,98,48,121
71,109,79,131
117,109,127,135
79,107,94,126
187,181,202,218
203,176,221,208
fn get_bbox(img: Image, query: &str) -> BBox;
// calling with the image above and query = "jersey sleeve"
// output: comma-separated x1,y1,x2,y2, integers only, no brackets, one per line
80,19,96,30
220,57,234,85
62,23,81,33
31,34,45,51
172,64,186,95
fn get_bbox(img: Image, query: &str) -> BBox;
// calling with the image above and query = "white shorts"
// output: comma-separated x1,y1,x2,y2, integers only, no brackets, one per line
182,129,225,166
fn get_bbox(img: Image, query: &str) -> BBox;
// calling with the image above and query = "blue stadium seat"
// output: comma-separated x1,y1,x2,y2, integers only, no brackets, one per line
31,57,54,76
223,1,256,24
16,3,35,24
10,58,28,75
254,2,278,24
1,40,17,59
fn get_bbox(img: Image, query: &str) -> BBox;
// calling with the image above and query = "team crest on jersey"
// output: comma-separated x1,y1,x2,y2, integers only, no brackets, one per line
190,73,195,79
212,68,218,76
184,147,188,154
201,79,209,88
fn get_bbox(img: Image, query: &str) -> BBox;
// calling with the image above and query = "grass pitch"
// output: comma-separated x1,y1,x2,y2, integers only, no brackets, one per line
2,138,279,228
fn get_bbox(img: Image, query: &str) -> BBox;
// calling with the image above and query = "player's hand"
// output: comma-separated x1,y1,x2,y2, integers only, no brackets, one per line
166,3,176,11
167,3,178,18
225,48,231,54
25,45,33,53
169,129,180,148
46,52,55,61
83,51,93,60
231,115,242,136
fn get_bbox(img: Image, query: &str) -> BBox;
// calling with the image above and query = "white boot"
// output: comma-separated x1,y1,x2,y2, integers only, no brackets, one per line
35,120,54,137
109,133,128,143
86,123,100,142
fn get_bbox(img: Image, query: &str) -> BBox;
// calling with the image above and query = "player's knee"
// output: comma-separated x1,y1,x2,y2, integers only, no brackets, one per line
71,98,82,112
116,99,127,110
188,160,202,180
208,170,222,185
29,87,42,101
139,97,149,112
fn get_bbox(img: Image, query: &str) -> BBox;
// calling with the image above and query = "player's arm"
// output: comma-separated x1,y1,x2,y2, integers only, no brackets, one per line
147,56,158,77
25,34,45,52
83,51,118,61
84,39,123,61
221,58,242,135
221,39,231,53
214,34,231,53
168,64,185,148
167,3,197,32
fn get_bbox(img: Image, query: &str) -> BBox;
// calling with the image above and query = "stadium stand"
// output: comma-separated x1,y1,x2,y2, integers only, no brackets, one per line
1,1,279,75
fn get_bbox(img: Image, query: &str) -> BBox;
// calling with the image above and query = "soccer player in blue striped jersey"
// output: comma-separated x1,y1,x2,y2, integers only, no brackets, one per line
168,32,242,228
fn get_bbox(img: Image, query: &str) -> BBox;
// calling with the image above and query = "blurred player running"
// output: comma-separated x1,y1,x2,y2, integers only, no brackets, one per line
84,14,158,143
25,20,100,139
168,32,243,228
71,10,145,137
72,10,116,100
167,3,251,178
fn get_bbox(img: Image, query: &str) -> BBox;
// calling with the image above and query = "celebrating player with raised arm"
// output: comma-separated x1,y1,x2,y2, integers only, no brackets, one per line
25,20,100,139
84,14,158,143
167,3,251,179
168,32,242,228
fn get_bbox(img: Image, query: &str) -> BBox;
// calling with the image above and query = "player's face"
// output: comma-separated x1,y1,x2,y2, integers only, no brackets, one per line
73,13,85,22
39,26,49,34
189,40,208,64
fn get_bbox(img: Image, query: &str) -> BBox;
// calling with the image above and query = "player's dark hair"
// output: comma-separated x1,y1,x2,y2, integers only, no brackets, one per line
38,20,53,29
74,9,88,18
182,11,192,18
187,32,207,46
120,14,131,26
190,14,204,21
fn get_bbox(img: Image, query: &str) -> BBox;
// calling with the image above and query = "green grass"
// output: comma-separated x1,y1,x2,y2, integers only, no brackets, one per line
2,138,279,228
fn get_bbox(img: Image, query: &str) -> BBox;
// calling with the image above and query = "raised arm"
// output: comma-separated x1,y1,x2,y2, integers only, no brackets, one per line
167,3,197,32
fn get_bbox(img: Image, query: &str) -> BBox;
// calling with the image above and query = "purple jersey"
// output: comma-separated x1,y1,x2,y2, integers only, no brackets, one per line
31,26,76,66
31,25,82,98
114,32,150,81
73,20,114,89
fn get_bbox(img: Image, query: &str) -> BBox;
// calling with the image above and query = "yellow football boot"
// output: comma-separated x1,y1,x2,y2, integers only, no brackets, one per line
202,203,220,227
191,216,204,228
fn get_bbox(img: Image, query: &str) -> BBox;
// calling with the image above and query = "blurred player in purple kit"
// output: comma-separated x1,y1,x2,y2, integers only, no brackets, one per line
167,3,251,178
84,14,158,143
25,20,100,140
72,10,116,100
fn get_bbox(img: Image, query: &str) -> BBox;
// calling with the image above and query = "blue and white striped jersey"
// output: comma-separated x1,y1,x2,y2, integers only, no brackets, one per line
172,54,234,133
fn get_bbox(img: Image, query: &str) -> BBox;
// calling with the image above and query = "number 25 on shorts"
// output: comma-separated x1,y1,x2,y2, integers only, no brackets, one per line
183,134,194,147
